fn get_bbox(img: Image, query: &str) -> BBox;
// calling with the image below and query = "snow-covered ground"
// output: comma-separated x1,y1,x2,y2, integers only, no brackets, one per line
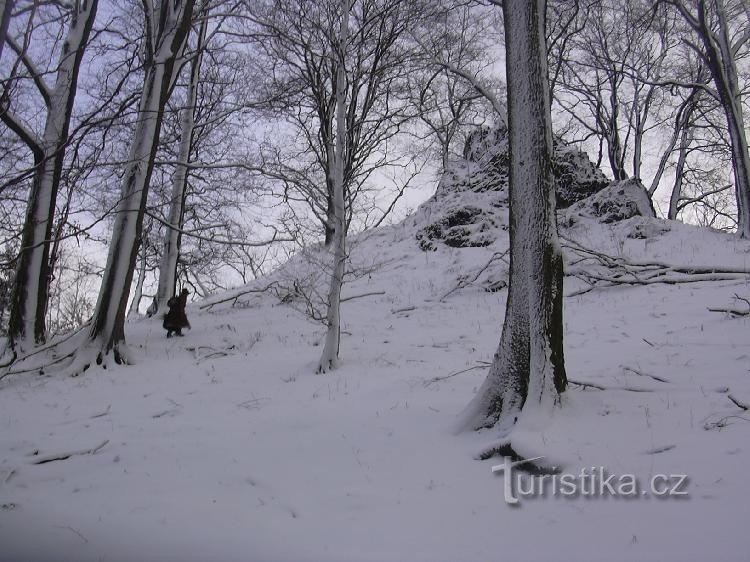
1,179,750,561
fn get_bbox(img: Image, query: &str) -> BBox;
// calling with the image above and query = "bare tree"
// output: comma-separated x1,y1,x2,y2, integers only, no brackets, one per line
409,2,493,170
241,0,422,245
317,0,349,374
554,0,678,186
460,0,567,434
1,0,99,353
664,0,750,237
80,0,194,366
154,12,209,315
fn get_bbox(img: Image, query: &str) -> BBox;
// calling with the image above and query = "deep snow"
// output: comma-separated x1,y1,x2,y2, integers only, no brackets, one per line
1,174,750,561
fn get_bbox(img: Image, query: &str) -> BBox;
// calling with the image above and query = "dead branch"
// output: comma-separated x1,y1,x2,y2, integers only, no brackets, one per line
30,440,109,465
340,290,386,303
440,250,509,301
643,444,676,455
424,361,491,387
569,379,654,392
562,238,750,296
391,306,417,314
199,281,279,310
708,294,750,317
623,366,670,384
727,394,750,411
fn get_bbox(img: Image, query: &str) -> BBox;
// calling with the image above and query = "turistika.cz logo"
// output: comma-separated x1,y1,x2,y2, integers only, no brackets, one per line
491,457,689,505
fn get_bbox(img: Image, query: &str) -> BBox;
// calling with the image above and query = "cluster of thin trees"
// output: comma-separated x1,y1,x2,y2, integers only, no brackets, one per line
0,0,748,427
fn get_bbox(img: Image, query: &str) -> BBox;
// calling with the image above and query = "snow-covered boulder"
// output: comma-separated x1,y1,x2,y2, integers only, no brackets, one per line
563,178,656,226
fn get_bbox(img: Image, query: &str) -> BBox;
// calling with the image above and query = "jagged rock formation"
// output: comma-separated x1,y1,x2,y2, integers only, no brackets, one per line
417,125,610,251
563,178,656,227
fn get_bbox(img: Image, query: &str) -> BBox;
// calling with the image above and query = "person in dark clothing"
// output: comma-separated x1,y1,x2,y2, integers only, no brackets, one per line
163,288,191,337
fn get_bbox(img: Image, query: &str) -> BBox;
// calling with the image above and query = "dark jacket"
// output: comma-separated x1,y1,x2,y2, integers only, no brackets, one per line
163,290,190,331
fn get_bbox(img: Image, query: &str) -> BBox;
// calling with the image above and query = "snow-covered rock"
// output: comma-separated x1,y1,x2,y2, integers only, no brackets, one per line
416,126,609,251
563,178,656,226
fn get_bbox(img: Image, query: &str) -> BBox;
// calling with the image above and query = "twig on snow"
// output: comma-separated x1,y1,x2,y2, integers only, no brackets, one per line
727,394,750,411
30,440,109,465
424,361,491,386
623,366,670,384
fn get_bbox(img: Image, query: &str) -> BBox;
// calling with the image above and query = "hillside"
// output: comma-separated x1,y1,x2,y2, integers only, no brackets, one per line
1,143,750,561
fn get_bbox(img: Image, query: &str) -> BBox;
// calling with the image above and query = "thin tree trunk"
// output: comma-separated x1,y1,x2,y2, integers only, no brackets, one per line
317,0,349,374
649,90,699,197
459,0,566,432
87,0,193,364
0,0,13,64
127,239,147,319
155,16,207,315
6,0,98,352
669,108,695,220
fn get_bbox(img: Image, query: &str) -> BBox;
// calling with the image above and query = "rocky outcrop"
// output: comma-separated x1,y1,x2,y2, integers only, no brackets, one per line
563,179,656,226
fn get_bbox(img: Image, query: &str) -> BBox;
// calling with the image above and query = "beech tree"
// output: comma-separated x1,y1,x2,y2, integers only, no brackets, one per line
459,0,567,434
242,0,422,245
664,0,750,237
154,13,209,315
317,0,349,374
1,0,99,353
80,0,194,366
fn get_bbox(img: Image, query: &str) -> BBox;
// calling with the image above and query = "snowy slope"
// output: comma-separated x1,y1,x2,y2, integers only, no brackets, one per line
1,162,750,561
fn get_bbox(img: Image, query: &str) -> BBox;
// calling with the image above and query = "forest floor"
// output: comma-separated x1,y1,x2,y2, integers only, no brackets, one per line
1,203,750,561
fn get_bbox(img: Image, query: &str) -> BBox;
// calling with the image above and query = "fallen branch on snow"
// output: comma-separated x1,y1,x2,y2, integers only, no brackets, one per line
562,238,750,296
623,366,670,384
440,250,509,301
424,361,491,386
30,440,109,465
727,394,750,411
568,379,654,393
200,281,279,310
340,290,386,303
708,294,750,317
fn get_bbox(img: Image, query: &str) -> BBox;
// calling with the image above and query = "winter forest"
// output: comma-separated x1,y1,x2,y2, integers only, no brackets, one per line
0,0,749,560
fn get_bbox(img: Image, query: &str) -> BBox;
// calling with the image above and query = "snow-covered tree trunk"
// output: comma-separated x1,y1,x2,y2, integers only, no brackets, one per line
127,239,148,319
668,107,695,220
712,0,750,237
5,0,98,353
317,0,349,374
155,16,207,315
86,0,193,365
458,0,566,433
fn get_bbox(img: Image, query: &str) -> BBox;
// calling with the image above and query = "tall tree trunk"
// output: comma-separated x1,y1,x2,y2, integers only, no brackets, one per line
459,0,566,433
155,15,207,315
6,0,98,353
0,0,13,64
712,0,750,237
87,0,193,364
317,0,349,374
